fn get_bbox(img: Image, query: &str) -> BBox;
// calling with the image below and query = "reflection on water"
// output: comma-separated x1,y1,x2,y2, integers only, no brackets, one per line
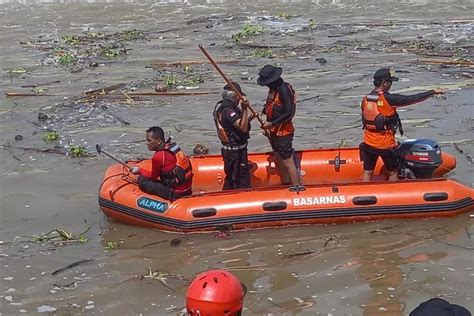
0,0,467,5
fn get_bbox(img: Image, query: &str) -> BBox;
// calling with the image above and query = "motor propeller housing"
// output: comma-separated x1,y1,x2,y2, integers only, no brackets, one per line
397,139,443,179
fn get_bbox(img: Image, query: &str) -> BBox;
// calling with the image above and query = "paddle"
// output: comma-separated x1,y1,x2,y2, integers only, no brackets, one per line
198,44,265,127
96,144,132,170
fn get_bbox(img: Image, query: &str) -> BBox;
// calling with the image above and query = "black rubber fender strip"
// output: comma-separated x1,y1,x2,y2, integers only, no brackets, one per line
192,208,217,218
424,192,449,202
263,201,288,211
352,196,378,205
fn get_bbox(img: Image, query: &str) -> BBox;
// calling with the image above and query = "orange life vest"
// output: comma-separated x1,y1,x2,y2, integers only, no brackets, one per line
161,142,193,189
361,91,403,149
265,83,296,136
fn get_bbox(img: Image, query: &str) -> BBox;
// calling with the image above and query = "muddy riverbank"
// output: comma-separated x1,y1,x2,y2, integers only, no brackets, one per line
1,0,473,315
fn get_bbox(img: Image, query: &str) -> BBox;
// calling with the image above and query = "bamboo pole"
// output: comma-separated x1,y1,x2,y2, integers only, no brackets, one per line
122,91,218,96
417,58,474,66
150,60,239,67
5,92,54,97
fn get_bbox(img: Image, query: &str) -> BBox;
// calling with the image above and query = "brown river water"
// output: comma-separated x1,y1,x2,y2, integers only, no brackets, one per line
0,0,473,315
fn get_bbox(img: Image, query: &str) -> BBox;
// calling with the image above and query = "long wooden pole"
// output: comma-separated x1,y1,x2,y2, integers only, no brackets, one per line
96,144,132,170
198,44,265,126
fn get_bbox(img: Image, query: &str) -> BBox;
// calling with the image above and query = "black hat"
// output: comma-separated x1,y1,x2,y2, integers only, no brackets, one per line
410,298,471,316
257,65,282,86
223,81,245,96
373,68,399,82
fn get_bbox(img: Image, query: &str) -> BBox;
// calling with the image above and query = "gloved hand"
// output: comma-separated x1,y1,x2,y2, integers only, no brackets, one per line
130,166,140,174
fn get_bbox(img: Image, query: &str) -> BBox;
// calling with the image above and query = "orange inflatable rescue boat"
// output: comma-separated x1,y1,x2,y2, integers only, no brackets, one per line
98,140,473,233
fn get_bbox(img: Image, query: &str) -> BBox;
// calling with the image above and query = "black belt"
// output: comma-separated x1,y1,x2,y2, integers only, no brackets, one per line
222,143,247,151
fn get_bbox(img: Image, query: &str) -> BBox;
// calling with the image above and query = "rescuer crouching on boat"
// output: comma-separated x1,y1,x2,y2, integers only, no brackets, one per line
360,68,446,182
130,126,193,201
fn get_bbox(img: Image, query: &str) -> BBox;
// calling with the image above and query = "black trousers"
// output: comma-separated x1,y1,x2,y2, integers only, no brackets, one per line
221,147,250,190
138,175,191,201
359,143,397,172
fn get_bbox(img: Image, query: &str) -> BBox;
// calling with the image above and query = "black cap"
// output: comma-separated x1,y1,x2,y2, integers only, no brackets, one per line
373,68,399,82
257,64,283,86
410,298,471,316
223,81,245,96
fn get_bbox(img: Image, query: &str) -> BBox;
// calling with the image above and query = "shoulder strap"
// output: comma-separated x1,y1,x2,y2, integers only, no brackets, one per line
166,142,180,154
366,94,379,102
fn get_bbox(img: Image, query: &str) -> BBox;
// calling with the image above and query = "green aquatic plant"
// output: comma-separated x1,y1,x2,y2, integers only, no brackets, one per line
101,46,120,58
273,12,291,20
84,31,105,39
249,48,274,59
59,54,75,65
161,72,204,88
454,56,470,62
69,145,88,157
54,49,76,65
163,74,181,88
42,131,59,142
117,29,143,41
17,225,92,244
183,65,193,72
105,241,119,249
181,75,204,86
232,23,264,43
62,34,80,45
32,87,48,94
10,67,27,74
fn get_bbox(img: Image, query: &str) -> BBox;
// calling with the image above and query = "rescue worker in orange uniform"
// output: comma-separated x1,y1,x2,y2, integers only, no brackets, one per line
186,269,247,315
131,126,193,200
257,64,299,185
214,82,253,190
360,68,446,182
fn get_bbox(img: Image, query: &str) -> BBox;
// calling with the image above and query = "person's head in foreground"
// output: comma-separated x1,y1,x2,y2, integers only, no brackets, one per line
410,297,471,316
186,269,246,316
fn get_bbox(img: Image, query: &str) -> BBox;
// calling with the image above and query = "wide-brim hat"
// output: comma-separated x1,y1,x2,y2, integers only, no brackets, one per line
410,298,471,316
257,65,282,86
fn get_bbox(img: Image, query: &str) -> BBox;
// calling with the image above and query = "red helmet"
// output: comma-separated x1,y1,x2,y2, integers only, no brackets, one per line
186,269,246,315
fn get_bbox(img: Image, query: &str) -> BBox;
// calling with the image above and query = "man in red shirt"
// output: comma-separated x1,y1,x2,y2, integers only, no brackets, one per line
131,126,192,200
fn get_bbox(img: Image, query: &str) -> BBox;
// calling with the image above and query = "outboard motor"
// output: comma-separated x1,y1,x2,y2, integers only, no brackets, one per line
396,139,442,179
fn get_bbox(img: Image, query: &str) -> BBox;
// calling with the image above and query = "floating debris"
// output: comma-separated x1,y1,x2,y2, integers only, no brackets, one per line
37,305,57,313
18,225,92,244
193,143,209,155
69,145,88,157
170,238,182,247
232,23,264,43
104,241,119,250
42,131,59,143
51,259,93,276
22,29,145,71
